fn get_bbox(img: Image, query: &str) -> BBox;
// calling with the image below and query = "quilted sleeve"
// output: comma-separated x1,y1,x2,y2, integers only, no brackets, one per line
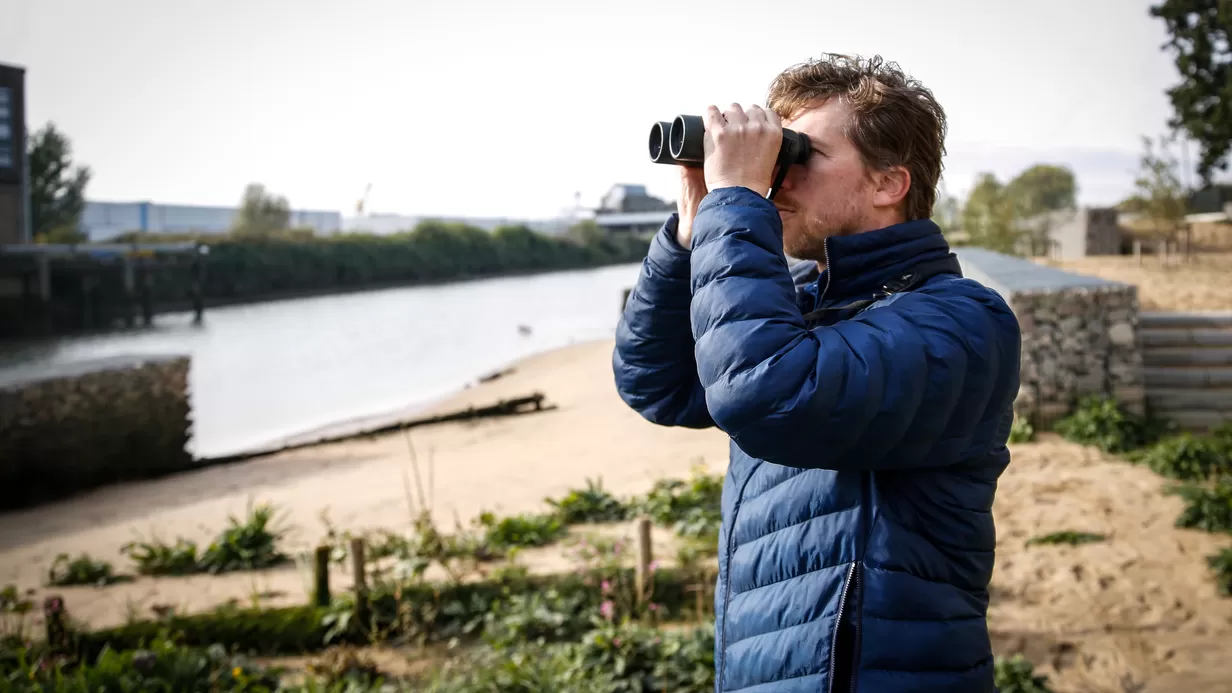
612,214,716,429
688,187,1021,470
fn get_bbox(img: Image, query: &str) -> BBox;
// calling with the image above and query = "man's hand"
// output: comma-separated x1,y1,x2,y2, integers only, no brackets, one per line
702,104,782,195
675,165,708,249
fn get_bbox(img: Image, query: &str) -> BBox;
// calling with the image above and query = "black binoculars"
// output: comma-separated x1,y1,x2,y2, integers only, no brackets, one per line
647,115,812,169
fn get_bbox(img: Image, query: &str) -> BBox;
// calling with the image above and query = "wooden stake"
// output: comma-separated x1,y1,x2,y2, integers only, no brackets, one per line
634,516,653,607
350,538,368,629
313,545,331,607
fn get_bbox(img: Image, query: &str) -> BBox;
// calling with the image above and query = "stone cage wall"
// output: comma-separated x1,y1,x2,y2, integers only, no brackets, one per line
954,248,1145,428
0,354,193,511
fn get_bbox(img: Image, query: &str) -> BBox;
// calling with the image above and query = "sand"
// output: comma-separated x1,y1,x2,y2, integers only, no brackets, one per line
2,339,1231,692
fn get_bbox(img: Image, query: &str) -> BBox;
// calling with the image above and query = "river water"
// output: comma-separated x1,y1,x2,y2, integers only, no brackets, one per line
0,263,643,459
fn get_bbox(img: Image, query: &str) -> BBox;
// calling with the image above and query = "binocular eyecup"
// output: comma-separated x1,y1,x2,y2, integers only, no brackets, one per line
647,115,811,170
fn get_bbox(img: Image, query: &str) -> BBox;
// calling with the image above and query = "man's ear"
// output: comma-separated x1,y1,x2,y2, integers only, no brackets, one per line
872,166,911,209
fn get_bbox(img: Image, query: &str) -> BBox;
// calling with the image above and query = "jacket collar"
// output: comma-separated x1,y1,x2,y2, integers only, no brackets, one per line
804,218,952,310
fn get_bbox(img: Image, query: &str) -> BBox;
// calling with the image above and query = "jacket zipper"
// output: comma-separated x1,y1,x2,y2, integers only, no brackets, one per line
828,561,861,693
816,237,834,310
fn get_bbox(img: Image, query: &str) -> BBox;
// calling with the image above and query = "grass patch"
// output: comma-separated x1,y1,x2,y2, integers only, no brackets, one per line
994,654,1055,692
1129,432,1231,481
1025,531,1106,547
1167,477,1232,534
120,501,290,576
1008,414,1035,444
630,463,723,544
1053,395,1172,454
46,554,129,588
545,476,630,524
1208,548,1232,597
474,510,567,551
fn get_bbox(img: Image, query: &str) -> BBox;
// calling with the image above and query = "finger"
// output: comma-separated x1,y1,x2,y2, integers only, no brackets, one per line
724,103,748,125
704,105,726,131
746,104,767,124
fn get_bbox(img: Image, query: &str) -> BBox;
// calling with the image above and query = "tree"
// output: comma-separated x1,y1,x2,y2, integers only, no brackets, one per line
232,183,290,237
1121,134,1188,240
961,173,1022,254
933,179,963,237
1003,164,1078,255
1150,0,1232,184
1004,164,1077,218
28,123,91,243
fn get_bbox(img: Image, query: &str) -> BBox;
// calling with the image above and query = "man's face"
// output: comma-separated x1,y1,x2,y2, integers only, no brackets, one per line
774,98,878,262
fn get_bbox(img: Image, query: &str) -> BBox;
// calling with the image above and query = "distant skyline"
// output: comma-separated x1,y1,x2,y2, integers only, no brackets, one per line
0,0,1221,220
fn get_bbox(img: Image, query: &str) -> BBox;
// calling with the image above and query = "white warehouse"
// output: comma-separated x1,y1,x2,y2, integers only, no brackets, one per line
79,200,344,241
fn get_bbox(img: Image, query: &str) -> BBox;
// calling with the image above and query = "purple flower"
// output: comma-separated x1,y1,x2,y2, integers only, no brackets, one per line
601,580,611,593
599,600,614,620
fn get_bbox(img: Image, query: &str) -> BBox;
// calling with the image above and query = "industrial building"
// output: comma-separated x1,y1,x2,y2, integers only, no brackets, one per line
341,212,571,236
592,184,673,235
0,62,29,245
80,200,344,241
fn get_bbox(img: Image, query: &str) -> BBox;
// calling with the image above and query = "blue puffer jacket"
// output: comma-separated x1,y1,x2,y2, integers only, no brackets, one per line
612,187,1021,693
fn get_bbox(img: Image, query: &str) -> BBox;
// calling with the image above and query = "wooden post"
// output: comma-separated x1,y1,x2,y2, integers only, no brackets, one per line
139,266,153,326
36,254,52,334
350,538,368,629
634,516,653,608
190,251,204,325
122,257,136,327
1134,239,1142,266
313,545,331,607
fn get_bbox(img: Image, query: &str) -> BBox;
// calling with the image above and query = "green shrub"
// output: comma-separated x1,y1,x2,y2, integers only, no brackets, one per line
121,537,200,576
1132,433,1231,481
422,622,715,693
475,511,567,550
1053,396,1170,454
994,654,1054,693
546,477,631,524
1208,548,1232,597
632,464,723,543
3,637,283,692
1008,415,1035,444
1168,478,1232,534
46,554,127,587
78,604,332,658
1025,531,1105,547
199,502,291,574
137,223,652,306
120,502,289,576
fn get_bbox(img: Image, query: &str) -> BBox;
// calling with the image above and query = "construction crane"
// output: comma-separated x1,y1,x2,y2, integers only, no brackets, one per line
355,183,372,216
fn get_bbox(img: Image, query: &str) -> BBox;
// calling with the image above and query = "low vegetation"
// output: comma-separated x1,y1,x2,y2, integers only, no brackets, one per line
1054,399,1232,595
4,459,1066,690
121,502,290,576
1008,414,1036,444
1025,531,1106,548
45,554,127,588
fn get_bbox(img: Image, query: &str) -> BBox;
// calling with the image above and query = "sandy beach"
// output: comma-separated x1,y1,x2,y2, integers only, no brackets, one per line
3,338,1232,692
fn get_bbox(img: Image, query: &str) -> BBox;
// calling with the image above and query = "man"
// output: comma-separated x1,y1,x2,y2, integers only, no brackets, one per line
612,54,1021,693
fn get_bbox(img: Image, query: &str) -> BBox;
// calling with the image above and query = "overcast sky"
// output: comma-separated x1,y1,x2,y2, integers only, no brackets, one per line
0,0,1209,220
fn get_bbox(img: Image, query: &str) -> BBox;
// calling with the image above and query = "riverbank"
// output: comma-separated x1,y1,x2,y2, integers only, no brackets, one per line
3,339,1231,692
0,261,643,459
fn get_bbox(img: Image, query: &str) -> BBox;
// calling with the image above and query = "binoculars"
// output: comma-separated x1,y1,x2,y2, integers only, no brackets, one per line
647,115,812,169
